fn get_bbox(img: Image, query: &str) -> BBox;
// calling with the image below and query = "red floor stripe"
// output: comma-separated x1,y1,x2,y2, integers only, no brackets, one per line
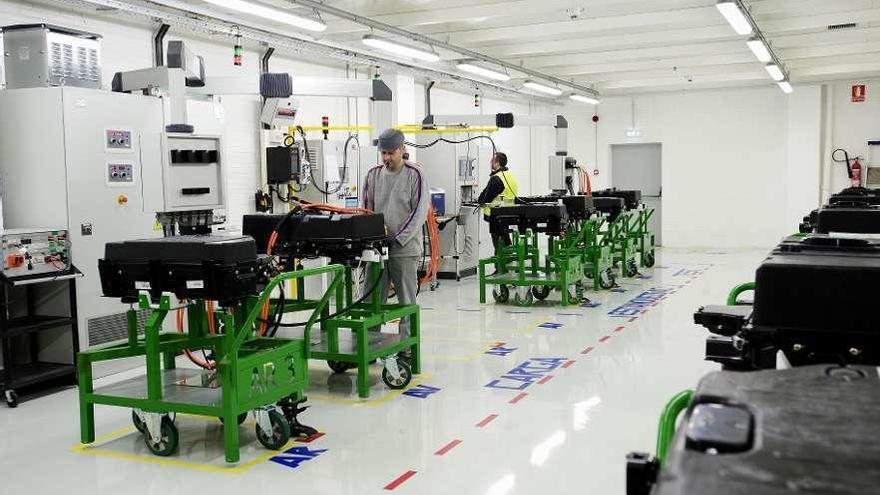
434,439,462,456
509,392,528,404
640,310,648,314
614,326,625,332
599,335,611,343
299,432,325,443
384,471,417,490
476,414,499,428
561,360,576,368
538,375,554,384
581,346,595,354
628,317,638,322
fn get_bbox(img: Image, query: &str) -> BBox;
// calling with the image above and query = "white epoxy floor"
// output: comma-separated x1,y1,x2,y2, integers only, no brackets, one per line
0,248,767,494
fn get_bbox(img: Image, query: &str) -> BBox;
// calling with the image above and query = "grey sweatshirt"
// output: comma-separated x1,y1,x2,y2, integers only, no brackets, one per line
362,160,429,257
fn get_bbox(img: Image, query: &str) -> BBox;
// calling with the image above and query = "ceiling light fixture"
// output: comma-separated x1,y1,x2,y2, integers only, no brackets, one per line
362,34,440,62
456,61,510,81
203,0,326,32
716,1,752,35
746,38,772,62
570,94,600,105
777,80,793,94
523,80,563,96
765,63,785,81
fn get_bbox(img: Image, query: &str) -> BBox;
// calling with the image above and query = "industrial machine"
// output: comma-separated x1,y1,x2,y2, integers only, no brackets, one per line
626,365,880,495
1,228,71,278
243,209,421,399
79,235,319,462
1,24,101,90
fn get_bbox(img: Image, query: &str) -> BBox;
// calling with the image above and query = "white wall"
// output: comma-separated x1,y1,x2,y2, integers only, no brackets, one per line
825,80,880,197
564,86,826,248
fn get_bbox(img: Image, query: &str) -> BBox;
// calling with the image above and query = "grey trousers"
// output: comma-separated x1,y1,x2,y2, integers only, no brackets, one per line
379,255,419,338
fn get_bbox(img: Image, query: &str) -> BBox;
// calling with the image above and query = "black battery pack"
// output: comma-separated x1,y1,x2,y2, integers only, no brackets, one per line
98,235,264,304
592,188,642,209
519,195,594,220
816,203,880,234
592,197,625,221
242,213,387,254
649,365,880,495
489,204,568,236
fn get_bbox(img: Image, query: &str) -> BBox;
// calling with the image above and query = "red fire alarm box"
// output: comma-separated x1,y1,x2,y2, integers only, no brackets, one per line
852,84,867,103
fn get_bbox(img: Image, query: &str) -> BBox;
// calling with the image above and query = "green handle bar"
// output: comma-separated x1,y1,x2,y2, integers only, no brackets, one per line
655,389,694,465
726,282,756,306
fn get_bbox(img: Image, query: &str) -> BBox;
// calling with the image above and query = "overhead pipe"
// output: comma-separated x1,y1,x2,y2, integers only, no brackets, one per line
153,23,170,67
260,46,275,74
290,0,599,98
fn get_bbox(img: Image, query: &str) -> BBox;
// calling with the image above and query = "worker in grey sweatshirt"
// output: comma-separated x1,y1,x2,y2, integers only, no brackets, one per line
362,128,429,338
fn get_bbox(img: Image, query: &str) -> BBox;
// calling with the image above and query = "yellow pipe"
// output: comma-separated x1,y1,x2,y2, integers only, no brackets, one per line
297,125,373,132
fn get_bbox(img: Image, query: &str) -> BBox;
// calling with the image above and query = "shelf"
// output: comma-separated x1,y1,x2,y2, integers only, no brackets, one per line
95,368,222,407
2,315,74,338
0,362,75,389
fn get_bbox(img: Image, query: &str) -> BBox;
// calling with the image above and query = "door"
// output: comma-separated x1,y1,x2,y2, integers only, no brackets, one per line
611,143,662,245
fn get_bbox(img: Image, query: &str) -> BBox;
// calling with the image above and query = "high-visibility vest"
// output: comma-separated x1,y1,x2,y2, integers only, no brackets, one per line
482,169,519,216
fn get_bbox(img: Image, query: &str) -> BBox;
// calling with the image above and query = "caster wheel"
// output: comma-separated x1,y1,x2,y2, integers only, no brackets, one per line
513,290,534,307
643,252,655,268
625,261,639,277
132,410,145,433
218,412,248,425
382,359,412,390
256,410,291,451
143,416,179,457
599,269,616,290
531,285,551,301
328,361,354,374
5,389,18,408
568,283,585,304
492,285,510,304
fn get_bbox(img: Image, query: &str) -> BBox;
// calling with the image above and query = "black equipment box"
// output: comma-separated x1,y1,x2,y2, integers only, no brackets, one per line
266,146,300,184
593,197,625,221
592,188,641,209
489,204,568,236
799,208,818,233
519,195,594,220
815,203,880,234
829,186,880,206
648,365,880,495
751,235,880,365
98,235,264,304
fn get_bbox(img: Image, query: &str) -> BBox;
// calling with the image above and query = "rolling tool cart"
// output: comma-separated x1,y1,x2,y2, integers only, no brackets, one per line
629,206,656,268
593,190,645,276
243,211,421,399
603,208,639,278
479,203,586,306
694,234,880,370
78,235,325,463
626,365,880,495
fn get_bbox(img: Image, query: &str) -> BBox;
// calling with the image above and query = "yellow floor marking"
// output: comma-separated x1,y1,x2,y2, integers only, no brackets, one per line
71,417,319,474
308,373,433,405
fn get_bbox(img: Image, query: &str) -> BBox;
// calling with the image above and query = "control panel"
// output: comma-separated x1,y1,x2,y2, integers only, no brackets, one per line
107,162,134,184
105,129,132,151
1,229,71,278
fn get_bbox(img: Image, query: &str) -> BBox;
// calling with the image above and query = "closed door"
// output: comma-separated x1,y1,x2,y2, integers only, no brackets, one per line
611,143,662,245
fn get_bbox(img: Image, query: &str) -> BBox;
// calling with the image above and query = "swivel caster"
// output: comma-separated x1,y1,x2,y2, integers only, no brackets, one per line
513,288,534,307
531,285,551,301
327,360,354,374
255,408,290,450
278,397,318,439
143,415,179,457
599,269,616,290
643,251,656,268
381,356,413,390
492,284,510,304
5,389,18,408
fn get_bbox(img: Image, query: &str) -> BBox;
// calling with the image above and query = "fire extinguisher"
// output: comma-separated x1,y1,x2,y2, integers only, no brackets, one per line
851,157,863,188
833,148,863,188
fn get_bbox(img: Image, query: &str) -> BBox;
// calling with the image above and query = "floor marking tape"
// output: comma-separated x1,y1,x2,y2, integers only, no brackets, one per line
475,414,499,428
581,346,595,354
613,326,625,332
434,439,462,456
309,374,433,406
598,335,611,343
628,317,638,322
561,360,576,368
537,375,554,385
384,470,418,490
509,392,528,404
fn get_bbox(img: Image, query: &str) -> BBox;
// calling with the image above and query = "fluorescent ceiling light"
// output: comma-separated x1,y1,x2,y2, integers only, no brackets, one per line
570,94,600,105
203,0,326,32
716,1,752,35
746,38,772,62
765,63,785,81
778,80,793,94
362,34,439,62
523,80,563,96
456,61,510,81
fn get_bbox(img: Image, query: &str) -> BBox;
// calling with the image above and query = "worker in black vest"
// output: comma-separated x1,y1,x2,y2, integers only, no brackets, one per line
477,152,519,253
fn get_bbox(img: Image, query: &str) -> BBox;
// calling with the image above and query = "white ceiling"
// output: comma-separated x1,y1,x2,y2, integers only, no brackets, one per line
222,0,880,95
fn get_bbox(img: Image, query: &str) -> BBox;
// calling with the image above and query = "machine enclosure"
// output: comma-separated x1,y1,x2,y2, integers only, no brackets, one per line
815,204,880,234
592,189,642,209
242,213,387,253
1,24,101,89
520,195,595,220
489,204,569,236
